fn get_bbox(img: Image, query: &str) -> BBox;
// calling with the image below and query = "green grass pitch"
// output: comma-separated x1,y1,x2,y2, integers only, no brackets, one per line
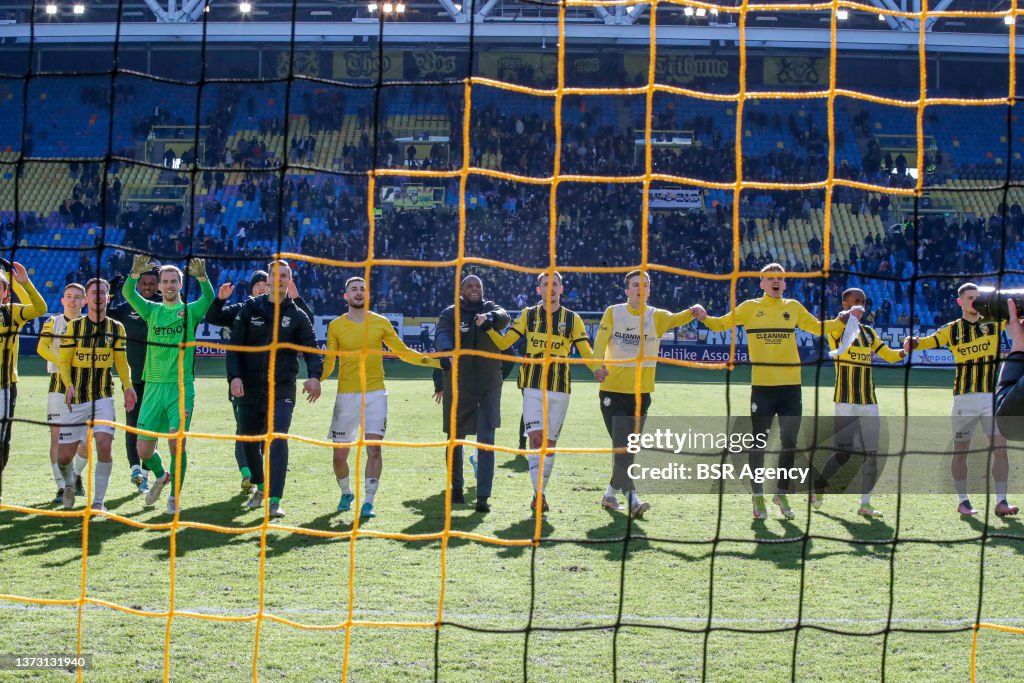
1,362,1023,682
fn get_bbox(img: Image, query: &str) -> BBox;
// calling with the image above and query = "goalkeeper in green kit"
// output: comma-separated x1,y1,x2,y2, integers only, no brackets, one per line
123,255,215,514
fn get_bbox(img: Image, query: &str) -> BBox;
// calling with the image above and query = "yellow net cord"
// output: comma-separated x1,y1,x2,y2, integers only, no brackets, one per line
0,1,1021,681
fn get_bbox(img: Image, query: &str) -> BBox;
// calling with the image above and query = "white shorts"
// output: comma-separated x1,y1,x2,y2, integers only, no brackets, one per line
832,402,880,453
329,390,387,443
59,398,116,444
951,392,1001,442
522,388,570,442
47,392,65,425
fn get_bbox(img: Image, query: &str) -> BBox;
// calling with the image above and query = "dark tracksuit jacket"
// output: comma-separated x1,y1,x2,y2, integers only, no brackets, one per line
225,295,322,499
207,294,313,472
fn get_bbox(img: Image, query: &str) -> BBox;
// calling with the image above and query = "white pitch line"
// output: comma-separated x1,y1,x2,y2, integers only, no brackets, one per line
0,602,1021,627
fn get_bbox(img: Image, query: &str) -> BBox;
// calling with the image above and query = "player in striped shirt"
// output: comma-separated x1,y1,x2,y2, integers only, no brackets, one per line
56,278,136,513
811,288,905,518
0,261,47,499
37,283,88,503
486,272,604,513
905,283,1017,517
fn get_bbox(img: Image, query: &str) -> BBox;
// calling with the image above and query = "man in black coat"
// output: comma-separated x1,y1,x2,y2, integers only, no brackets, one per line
226,260,322,519
107,269,159,493
435,275,510,512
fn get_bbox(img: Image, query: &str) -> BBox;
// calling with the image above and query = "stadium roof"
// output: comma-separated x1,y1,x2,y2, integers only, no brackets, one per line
0,0,1021,53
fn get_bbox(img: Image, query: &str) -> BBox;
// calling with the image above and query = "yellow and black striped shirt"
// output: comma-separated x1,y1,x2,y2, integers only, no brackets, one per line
0,279,47,389
828,324,904,405
58,316,132,403
487,305,595,394
917,318,1001,396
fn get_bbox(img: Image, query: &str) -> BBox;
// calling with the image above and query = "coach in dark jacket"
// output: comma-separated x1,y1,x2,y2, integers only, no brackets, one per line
207,269,313,488
435,275,510,512
226,261,322,517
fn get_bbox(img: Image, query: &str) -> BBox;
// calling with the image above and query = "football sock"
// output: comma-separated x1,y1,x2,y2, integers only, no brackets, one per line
954,479,970,504
144,452,165,479
605,484,617,498
528,454,540,492
59,463,75,491
270,496,281,505
93,461,112,506
860,493,872,507
337,476,352,494
240,466,252,479
995,480,1008,504
74,455,89,476
52,463,64,487
169,450,187,496
542,454,554,492
365,478,379,505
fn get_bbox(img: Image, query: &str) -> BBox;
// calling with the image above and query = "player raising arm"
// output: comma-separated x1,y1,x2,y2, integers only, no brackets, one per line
695,263,862,520
592,270,699,519
0,261,47,497
122,256,214,515
904,283,1017,517
486,271,603,513
322,276,440,520
811,287,905,519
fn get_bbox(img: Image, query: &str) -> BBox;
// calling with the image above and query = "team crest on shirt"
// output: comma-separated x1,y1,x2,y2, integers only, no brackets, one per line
783,312,791,321
756,310,766,317
557,322,566,334
177,310,185,318
281,316,291,328
980,323,991,335
104,333,115,346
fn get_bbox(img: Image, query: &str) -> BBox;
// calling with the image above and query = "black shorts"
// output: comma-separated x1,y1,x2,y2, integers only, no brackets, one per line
599,390,652,447
751,385,802,419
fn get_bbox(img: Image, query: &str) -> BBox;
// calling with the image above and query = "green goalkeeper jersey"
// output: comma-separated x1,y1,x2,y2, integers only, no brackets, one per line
123,275,215,384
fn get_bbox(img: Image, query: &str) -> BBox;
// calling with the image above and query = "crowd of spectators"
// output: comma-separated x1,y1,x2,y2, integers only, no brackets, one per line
15,79,1024,334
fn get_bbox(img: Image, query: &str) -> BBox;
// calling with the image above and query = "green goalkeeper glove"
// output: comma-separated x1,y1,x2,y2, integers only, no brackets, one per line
187,258,208,280
130,254,155,278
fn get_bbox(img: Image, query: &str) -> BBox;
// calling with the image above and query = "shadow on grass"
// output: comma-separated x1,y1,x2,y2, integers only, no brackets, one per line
0,492,159,567
399,489,487,548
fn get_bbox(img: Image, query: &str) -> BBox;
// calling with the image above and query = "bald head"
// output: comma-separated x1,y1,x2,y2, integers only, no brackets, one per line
461,275,483,303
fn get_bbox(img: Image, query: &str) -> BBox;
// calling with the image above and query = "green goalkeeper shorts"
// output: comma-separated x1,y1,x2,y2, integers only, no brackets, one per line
136,382,196,441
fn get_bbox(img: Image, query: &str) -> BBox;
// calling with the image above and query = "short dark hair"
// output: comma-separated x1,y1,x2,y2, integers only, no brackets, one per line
85,278,109,292
138,270,159,281
64,282,86,296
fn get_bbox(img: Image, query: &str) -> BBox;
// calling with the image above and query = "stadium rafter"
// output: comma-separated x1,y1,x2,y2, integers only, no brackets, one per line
1,19,1023,53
